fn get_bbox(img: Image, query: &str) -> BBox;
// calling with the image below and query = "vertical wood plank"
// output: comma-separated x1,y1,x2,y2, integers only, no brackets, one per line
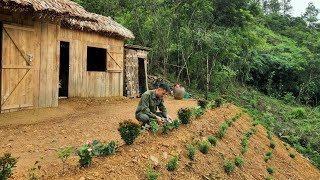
39,22,48,107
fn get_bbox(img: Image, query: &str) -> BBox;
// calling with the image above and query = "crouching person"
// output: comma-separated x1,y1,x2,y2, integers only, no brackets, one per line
135,83,173,126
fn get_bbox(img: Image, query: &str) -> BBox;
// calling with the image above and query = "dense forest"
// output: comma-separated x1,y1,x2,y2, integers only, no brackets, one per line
72,0,320,169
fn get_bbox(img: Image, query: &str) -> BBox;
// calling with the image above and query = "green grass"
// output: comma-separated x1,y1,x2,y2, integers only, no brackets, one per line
220,87,320,169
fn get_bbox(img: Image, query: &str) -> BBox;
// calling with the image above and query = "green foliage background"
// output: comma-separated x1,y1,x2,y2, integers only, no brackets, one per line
71,0,320,169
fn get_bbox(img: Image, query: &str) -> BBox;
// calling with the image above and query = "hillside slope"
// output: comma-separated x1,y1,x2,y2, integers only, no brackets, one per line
63,104,320,179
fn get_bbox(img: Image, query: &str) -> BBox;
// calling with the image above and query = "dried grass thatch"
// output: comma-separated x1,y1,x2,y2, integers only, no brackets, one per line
0,0,134,39
63,13,134,39
0,0,95,21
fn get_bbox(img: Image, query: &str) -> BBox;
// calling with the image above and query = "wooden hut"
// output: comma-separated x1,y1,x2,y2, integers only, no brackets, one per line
0,0,134,113
124,45,150,98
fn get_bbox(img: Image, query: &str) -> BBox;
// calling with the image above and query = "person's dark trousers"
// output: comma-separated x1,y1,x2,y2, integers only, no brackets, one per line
136,112,164,125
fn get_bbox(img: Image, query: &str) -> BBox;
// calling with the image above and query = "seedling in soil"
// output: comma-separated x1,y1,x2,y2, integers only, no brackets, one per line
270,141,276,149
264,151,273,162
224,161,235,175
178,108,192,124
0,153,17,179
290,153,295,159
192,108,204,119
199,140,210,154
186,144,195,160
267,166,275,174
28,160,44,180
267,131,273,140
226,120,232,127
197,99,208,109
150,119,159,134
93,140,118,156
55,146,73,172
265,176,272,180
75,140,98,167
118,120,141,145
146,167,161,180
234,156,244,167
217,123,228,139
167,156,179,171
208,135,217,146
172,119,181,128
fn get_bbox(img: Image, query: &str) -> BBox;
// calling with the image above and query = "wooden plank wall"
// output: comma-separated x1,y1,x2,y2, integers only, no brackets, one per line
38,22,59,107
60,28,124,97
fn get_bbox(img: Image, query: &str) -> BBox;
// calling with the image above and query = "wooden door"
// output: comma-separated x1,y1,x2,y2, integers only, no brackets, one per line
1,24,35,112
124,51,139,98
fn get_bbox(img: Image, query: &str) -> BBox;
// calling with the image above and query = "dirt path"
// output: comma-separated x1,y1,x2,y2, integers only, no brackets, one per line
0,96,197,178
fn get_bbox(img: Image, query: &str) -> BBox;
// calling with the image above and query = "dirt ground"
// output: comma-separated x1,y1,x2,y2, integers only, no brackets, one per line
0,96,320,179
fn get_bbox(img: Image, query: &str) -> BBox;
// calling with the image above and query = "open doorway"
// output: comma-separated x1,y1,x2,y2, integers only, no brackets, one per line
59,41,69,97
138,58,146,96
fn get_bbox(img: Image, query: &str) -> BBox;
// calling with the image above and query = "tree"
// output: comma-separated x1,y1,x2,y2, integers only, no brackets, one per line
303,2,319,28
280,0,292,16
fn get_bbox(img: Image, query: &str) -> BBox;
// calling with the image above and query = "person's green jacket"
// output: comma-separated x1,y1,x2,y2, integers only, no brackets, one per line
135,90,168,118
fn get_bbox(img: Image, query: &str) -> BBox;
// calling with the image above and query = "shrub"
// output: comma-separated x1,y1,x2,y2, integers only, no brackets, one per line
208,101,216,109
214,97,224,107
199,141,210,154
167,156,179,171
290,153,295,159
270,141,276,149
197,99,208,109
93,140,118,156
208,135,217,146
178,108,192,124
288,108,306,119
234,156,244,167
146,167,161,180
224,161,235,175
0,154,17,179
267,166,274,174
150,119,159,134
118,120,141,145
186,144,195,160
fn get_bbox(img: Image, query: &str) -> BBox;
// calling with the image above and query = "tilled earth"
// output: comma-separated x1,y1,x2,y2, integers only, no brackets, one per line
0,97,319,179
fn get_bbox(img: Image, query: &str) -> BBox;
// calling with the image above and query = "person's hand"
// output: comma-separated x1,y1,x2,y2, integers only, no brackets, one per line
166,115,173,123
156,116,164,126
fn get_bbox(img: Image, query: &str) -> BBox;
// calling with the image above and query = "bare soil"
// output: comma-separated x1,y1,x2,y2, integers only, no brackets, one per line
0,97,319,179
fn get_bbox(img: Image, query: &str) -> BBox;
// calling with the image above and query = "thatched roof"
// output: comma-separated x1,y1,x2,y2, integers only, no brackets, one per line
0,0,134,39
63,13,135,39
0,0,95,21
